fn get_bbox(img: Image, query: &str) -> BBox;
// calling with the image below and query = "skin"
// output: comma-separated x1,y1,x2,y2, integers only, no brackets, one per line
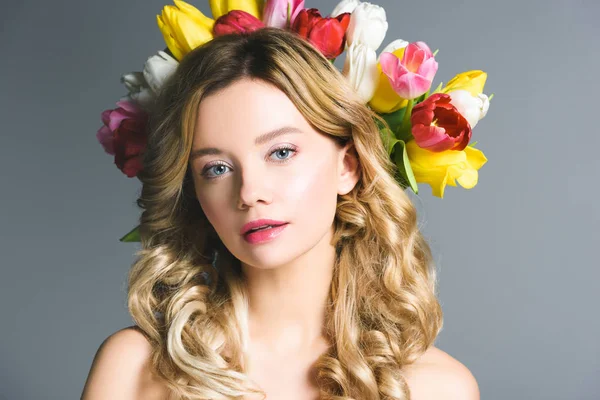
82,77,479,400
189,78,360,397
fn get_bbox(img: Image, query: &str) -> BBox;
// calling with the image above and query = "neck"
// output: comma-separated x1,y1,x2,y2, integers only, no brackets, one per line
241,227,336,356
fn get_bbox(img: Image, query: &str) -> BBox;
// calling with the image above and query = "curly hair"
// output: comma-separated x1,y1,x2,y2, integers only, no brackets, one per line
127,27,443,400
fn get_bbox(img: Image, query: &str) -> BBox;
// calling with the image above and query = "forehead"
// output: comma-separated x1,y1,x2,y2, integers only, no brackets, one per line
194,79,308,144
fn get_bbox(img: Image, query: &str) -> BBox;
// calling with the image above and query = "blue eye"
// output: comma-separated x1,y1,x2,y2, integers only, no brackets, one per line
202,162,230,179
201,144,298,180
270,146,296,161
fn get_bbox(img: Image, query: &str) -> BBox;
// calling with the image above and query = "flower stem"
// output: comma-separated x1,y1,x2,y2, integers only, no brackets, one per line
400,98,415,134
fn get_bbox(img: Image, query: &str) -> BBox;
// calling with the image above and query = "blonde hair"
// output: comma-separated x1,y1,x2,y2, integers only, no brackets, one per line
128,27,443,399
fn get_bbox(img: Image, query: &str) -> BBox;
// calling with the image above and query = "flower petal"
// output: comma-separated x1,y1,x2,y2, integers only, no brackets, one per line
417,57,438,83
115,100,141,114
391,70,431,99
174,0,215,26
455,167,478,189
100,109,112,125
156,14,185,61
96,125,116,155
412,125,456,152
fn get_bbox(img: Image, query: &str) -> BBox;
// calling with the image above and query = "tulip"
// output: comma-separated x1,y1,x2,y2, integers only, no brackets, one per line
209,0,264,20
405,139,487,198
345,2,388,51
447,90,489,129
410,93,471,152
368,39,409,113
157,0,215,61
214,10,265,36
143,50,179,95
342,41,379,103
120,51,179,111
291,8,351,59
441,70,489,129
263,0,305,29
442,70,487,97
379,41,438,100
331,0,361,17
121,72,155,111
97,100,149,178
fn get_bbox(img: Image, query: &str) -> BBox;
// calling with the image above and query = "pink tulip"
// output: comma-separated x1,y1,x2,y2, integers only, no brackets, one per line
263,0,305,29
96,100,149,178
379,41,438,100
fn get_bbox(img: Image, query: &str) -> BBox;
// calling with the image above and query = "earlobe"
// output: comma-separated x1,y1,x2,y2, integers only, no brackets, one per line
337,143,360,196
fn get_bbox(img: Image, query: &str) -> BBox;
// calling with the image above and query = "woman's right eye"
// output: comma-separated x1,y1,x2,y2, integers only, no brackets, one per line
201,162,230,180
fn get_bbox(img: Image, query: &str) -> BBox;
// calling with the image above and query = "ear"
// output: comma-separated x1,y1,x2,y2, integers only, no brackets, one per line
337,141,361,196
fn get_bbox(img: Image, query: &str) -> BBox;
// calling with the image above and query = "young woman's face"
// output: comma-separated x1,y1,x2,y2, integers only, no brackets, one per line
189,78,355,270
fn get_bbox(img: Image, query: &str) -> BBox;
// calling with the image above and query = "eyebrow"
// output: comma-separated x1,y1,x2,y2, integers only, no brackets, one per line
189,125,303,161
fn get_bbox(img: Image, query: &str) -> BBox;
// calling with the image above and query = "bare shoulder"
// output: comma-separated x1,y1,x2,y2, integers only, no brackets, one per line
81,325,171,400
402,345,480,400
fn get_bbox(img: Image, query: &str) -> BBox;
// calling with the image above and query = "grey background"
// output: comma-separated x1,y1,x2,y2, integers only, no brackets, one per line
1,0,598,399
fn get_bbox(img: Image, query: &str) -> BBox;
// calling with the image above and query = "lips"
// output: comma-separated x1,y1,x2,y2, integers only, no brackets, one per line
248,224,278,232
243,223,289,244
240,219,288,235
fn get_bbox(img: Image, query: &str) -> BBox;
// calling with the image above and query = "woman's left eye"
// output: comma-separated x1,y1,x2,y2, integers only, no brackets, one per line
269,145,297,162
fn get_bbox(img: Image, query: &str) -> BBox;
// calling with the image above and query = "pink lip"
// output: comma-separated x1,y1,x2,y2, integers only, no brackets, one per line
243,223,289,244
240,218,288,235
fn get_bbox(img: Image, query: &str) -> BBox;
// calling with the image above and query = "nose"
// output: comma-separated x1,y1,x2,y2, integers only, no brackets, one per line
236,164,272,210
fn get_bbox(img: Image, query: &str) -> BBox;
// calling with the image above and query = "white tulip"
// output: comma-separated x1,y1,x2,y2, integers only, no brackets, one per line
377,38,409,62
448,90,490,129
143,50,178,95
342,41,379,103
120,72,154,110
331,0,361,17
120,51,179,111
346,2,388,51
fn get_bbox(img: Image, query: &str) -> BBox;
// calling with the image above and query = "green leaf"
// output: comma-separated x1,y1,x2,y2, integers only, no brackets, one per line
393,140,418,194
379,127,400,156
468,141,478,148
119,225,141,242
395,121,414,143
379,107,407,134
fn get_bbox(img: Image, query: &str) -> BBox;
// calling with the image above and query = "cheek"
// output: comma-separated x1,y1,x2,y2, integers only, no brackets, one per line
195,184,228,234
284,157,338,219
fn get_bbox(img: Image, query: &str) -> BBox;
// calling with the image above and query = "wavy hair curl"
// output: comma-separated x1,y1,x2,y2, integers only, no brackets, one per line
128,27,443,400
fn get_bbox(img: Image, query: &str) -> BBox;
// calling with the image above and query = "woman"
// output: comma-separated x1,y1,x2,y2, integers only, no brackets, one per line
82,28,479,400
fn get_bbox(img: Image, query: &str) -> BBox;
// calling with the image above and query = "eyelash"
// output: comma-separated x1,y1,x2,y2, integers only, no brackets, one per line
200,144,298,180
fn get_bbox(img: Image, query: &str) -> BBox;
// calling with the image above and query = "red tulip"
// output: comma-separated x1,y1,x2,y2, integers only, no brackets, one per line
213,10,265,36
410,93,472,152
97,100,148,178
291,8,351,59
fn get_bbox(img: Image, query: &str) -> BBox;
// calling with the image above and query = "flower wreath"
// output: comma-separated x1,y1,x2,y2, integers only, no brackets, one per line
96,0,494,242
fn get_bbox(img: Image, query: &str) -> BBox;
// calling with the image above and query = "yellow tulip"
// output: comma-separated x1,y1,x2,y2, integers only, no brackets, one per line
441,70,487,97
157,0,215,61
368,46,409,114
208,0,264,20
405,139,487,198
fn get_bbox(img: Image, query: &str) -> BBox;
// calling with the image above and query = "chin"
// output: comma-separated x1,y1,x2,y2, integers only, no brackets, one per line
238,249,297,270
